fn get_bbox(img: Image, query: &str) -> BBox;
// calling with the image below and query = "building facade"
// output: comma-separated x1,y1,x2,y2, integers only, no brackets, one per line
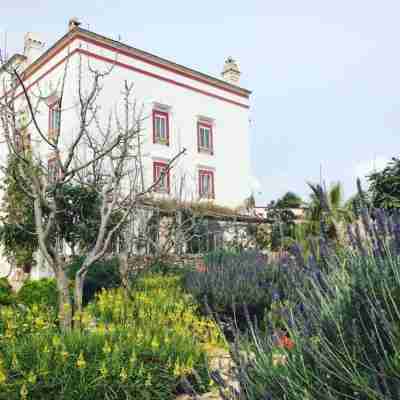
4,19,252,208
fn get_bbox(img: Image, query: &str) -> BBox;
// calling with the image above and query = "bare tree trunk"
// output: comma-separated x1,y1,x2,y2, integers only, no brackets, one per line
119,251,130,294
56,267,72,332
74,267,88,319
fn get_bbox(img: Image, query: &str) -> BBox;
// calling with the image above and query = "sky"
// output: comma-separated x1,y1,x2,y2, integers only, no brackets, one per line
1,0,399,204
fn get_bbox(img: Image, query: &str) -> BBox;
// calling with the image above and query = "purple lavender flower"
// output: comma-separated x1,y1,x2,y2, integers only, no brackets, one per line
289,243,305,269
272,290,280,302
374,208,388,238
347,224,357,250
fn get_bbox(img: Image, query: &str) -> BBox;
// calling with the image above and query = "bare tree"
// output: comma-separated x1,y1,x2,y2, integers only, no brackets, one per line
0,51,185,330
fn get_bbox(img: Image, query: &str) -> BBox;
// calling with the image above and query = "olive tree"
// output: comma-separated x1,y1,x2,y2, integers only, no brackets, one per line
0,51,185,330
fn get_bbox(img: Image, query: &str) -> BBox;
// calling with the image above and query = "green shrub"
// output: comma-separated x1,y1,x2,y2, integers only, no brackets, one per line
0,278,14,306
0,273,224,399
67,257,121,305
147,259,184,276
17,278,58,310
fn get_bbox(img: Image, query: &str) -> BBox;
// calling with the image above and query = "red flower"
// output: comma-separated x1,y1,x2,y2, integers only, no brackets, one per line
277,335,295,350
196,260,207,273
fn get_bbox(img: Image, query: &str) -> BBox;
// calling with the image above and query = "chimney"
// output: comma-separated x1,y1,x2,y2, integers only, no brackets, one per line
68,17,82,31
221,57,241,85
23,32,45,65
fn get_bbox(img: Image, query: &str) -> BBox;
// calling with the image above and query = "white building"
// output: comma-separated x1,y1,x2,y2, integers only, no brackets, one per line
0,19,256,281
3,19,252,208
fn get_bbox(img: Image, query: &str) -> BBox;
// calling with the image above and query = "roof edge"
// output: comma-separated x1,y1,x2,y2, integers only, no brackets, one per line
77,28,252,97
22,27,251,98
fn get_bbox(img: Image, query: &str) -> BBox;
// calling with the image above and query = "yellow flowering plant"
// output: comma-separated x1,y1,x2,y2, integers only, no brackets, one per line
0,273,223,399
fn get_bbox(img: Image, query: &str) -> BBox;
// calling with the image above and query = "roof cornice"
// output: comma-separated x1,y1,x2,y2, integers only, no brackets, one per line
22,27,251,99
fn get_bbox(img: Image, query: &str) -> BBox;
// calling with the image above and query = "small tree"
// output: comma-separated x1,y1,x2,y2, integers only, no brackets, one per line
265,192,302,251
0,52,185,330
0,155,38,275
368,156,400,211
275,191,303,209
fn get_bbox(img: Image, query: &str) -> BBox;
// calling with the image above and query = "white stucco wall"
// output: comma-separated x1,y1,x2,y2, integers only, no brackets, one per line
14,33,252,208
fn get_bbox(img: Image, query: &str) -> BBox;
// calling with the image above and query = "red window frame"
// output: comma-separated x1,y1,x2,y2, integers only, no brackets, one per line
197,121,213,155
153,161,170,194
49,99,61,141
198,169,215,199
153,110,170,145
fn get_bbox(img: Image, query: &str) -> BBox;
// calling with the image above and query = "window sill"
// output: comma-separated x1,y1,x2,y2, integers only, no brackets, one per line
199,194,215,200
154,188,170,195
198,148,213,155
154,138,169,146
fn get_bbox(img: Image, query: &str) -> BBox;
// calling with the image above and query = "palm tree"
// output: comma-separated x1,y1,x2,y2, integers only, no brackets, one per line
304,182,353,242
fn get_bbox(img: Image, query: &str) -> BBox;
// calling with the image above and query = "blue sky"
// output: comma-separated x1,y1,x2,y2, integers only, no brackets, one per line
2,1,399,204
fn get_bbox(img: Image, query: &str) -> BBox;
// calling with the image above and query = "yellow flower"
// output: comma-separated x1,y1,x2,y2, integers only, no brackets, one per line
20,384,28,400
52,335,61,348
11,353,19,370
129,351,137,365
173,360,183,377
73,311,82,322
119,367,128,382
27,371,37,384
151,337,159,350
0,369,7,384
81,312,92,327
99,362,108,378
272,352,287,367
76,352,86,369
103,341,112,354
60,350,69,361
34,317,45,329
145,373,152,387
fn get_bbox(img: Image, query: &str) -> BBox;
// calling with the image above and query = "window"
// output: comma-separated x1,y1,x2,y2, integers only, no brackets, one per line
49,100,61,141
153,161,170,193
48,158,60,184
197,122,213,154
153,110,169,145
199,169,214,199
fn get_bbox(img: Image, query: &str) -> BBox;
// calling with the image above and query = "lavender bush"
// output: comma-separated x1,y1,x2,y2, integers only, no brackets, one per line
183,249,308,336
221,207,400,399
